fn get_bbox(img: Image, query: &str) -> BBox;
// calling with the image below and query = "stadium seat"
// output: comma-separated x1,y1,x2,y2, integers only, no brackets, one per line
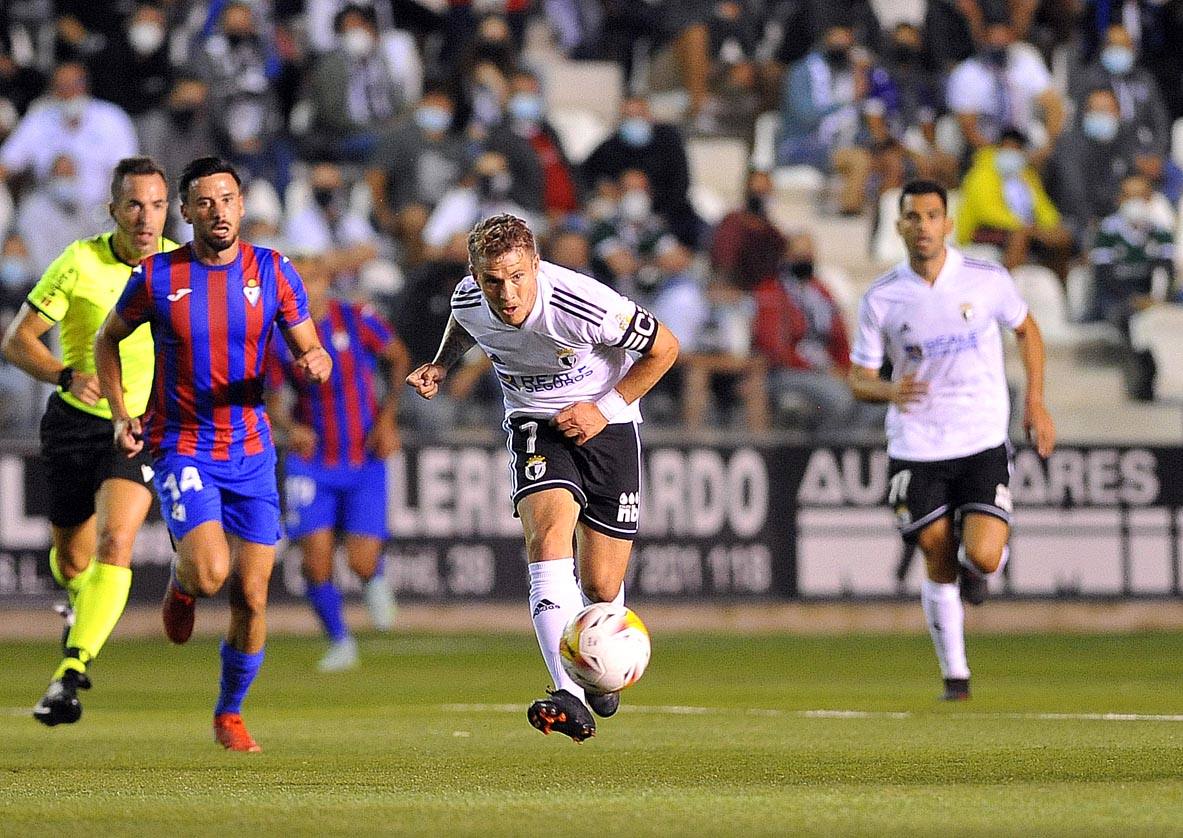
1012,264,1121,347
687,136,748,215
1172,117,1183,170
540,60,622,124
547,107,611,165
750,110,779,172
771,165,825,199
1129,304,1183,401
871,188,906,264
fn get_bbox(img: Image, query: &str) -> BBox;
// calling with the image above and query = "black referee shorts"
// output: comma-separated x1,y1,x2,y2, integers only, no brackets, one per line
504,416,642,540
39,393,156,528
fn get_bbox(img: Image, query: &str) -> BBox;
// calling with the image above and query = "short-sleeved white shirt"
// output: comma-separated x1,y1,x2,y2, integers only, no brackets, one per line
945,44,1051,142
851,247,1028,461
451,260,657,422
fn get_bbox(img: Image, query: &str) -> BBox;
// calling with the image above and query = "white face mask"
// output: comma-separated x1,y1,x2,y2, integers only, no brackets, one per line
128,21,165,56
59,97,88,123
994,147,1025,177
619,189,651,222
342,28,375,58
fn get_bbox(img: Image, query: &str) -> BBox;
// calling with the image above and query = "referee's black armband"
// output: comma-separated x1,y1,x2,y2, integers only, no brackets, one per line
616,306,659,353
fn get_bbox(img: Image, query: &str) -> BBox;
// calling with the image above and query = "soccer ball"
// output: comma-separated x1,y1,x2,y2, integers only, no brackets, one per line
559,602,651,694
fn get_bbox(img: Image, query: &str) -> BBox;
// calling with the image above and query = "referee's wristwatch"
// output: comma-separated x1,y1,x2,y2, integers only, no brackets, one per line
57,366,75,392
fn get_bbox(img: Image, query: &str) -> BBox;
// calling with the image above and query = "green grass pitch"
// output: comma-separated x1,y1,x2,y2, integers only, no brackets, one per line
3,629,1183,836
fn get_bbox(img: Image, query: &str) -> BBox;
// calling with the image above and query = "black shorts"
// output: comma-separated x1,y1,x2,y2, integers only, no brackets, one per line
887,443,1012,541
39,393,156,528
505,416,641,540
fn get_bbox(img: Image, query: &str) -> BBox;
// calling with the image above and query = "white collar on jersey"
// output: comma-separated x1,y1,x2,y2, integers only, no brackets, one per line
897,245,965,288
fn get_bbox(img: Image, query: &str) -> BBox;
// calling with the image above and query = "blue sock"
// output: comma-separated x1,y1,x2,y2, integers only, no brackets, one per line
214,640,264,716
306,580,349,642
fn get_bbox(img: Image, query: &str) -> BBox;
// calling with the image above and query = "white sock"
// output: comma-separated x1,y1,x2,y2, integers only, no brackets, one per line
921,579,970,679
528,558,585,700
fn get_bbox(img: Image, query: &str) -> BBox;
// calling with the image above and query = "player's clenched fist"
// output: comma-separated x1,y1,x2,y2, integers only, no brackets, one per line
297,346,333,383
113,415,144,457
406,363,447,399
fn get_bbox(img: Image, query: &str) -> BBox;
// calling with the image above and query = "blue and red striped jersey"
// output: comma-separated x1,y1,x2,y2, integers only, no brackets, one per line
116,242,311,460
266,298,394,467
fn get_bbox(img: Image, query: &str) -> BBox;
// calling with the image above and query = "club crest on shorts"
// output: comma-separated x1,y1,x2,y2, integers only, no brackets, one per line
243,277,261,306
960,302,975,321
525,455,547,481
556,346,577,368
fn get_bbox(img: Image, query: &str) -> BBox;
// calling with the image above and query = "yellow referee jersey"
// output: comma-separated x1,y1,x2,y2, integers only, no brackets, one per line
26,231,178,420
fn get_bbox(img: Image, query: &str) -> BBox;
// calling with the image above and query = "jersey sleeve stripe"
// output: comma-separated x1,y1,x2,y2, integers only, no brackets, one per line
552,300,601,326
25,297,58,322
553,288,607,317
452,301,483,310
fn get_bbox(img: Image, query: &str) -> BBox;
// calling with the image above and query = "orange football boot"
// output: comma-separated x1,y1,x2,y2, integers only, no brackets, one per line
213,712,262,752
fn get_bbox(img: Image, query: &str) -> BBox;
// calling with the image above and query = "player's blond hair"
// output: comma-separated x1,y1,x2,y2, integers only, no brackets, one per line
467,214,536,269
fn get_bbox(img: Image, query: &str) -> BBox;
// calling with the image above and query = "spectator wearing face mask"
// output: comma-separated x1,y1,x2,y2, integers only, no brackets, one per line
138,76,216,239
0,62,137,218
88,4,173,125
283,162,380,293
504,70,580,221
16,154,107,274
587,169,670,290
1071,23,1169,156
711,169,785,290
1088,175,1175,400
956,128,1074,278
420,151,535,258
752,229,878,437
1047,87,1158,240
582,95,701,246
302,4,421,163
946,19,1065,165
776,24,875,215
366,87,468,266
192,1,289,190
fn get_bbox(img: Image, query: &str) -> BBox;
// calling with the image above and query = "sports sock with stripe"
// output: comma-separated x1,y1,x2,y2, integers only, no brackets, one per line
214,641,265,716
528,558,585,701
921,578,970,680
306,579,349,643
60,562,132,668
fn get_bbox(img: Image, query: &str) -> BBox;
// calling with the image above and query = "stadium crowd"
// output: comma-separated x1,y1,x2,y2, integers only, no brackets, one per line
0,0,1181,439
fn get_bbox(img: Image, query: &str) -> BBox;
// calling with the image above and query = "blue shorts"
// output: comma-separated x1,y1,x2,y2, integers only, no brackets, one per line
283,455,388,541
154,449,281,545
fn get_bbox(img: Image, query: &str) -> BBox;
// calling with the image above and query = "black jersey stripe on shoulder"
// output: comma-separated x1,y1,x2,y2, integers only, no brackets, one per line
552,299,602,326
452,288,481,299
867,268,901,291
452,301,483,310
553,287,607,317
962,256,1006,272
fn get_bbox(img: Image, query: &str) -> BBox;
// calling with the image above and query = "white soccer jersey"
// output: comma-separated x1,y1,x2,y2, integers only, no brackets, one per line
451,260,658,421
851,247,1029,461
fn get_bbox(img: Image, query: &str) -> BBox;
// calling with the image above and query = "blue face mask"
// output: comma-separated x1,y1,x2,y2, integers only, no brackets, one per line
1100,45,1135,76
414,106,452,135
1082,110,1120,143
48,176,78,206
619,117,653,147
0,257,29,288
508,93,544,124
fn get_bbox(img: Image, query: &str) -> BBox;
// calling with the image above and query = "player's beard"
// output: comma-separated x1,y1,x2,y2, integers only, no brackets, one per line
202,222,238,253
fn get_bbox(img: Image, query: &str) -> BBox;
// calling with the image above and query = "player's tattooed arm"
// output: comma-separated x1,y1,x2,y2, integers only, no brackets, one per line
406,315,476,400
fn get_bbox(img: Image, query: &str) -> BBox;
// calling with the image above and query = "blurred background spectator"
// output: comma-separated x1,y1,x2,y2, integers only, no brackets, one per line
0,0,1181,439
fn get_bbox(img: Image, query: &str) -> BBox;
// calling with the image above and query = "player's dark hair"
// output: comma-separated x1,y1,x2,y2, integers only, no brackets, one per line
468,214,536,268
999,127,1028,147
110,156,167,202
178,156,241,202
899,179,947,213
